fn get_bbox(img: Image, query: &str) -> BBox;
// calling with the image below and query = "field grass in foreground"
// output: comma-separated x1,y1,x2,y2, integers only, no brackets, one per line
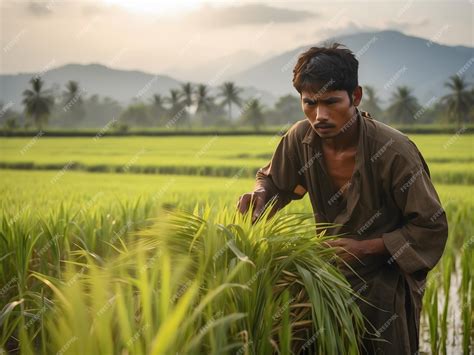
0,170,473,353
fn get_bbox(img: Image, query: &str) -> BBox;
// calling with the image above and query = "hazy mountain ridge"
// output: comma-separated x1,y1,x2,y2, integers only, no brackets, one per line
1,30,472,113
227,30,474,105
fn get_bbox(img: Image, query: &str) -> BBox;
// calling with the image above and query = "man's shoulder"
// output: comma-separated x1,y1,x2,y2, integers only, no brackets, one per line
285,119,312,141
364,115,424,167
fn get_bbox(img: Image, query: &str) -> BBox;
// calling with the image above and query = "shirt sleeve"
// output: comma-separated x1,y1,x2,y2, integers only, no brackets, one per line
254,127,307,209
381,143,448,275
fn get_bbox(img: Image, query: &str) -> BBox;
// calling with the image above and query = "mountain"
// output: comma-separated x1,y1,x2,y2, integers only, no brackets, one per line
163,49,273,83
226,30,474,105
0,63,277,113
2,30,472,114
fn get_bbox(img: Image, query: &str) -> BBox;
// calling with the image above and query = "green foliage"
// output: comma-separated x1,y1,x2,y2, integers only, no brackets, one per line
442,76,473,127
22,77,54,130
0,191,366,353
0,135,472,185
0,131,472,353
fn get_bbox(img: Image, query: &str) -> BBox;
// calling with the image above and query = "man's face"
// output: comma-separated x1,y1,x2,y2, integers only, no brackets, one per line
301,88,361,138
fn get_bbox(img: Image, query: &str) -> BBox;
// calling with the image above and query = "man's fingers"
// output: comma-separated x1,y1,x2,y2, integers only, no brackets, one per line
334,247,348,255
323,241,332,248
324,238,362,264
324,241,350,257
325,240,344,247
237,190,272,223
252,195,266,221
237,194,252,214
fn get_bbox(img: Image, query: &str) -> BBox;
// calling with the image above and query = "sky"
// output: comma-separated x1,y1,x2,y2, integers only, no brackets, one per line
1,0,473,76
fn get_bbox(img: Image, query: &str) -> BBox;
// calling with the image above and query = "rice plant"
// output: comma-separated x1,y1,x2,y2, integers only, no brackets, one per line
1,200,368,354
1,166,473,353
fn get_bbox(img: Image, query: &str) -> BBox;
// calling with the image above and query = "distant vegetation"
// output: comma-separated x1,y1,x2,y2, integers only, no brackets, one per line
0,75,473,132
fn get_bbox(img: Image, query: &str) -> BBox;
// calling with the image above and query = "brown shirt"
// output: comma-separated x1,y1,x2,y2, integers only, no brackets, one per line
255,108,448,353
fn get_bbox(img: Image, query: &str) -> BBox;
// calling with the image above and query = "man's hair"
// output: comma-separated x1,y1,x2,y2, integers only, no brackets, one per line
292,43,359,103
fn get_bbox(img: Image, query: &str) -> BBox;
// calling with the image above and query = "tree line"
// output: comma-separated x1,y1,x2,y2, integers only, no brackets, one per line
1,75,473,131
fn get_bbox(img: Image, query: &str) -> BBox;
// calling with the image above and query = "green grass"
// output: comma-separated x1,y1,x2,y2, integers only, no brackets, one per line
0,172,369,354
1,123,473,136
0,170,471,215
0,130,473,353
0,135,473,185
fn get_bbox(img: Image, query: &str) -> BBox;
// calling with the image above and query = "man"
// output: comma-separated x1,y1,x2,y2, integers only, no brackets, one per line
237,43,448,354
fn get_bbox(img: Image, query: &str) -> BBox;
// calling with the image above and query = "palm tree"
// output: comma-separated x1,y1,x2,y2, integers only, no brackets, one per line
63,81,81,105
151,94,164,108
150,94,166,125
442,75,472,127
218,82,242,121
180,82,195,126
165,89,187,128
195,84,215,126
180,82,194,109
22,77,54,130
168,89,181,104
62,80,85,124
195,84,214,114
387,86,419,124
361,86,382,120
243,98,265,131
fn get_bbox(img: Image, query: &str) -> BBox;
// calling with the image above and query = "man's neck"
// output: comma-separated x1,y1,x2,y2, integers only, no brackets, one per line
321,109,359,152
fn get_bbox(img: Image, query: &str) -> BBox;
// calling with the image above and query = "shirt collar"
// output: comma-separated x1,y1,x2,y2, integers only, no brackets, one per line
302,107,368,172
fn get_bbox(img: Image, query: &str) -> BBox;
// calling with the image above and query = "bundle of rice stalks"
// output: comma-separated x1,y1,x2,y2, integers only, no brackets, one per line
10,206,365,354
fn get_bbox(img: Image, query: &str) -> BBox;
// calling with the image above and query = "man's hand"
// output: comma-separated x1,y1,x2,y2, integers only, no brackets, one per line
237,188,277,223
325,237,388,263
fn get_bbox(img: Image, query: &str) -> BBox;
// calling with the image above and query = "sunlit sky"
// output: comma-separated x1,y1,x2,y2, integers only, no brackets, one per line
0,0,473,76
102,0,204,15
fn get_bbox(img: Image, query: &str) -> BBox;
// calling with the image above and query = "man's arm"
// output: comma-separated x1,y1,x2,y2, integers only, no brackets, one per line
328,143,448,269
380,151,448,275
237,127,307,222
326,237,388,263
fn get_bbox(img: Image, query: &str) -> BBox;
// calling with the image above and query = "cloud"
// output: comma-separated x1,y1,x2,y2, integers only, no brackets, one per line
26,1,53,16
81,4,108,16
179,3,317,28
331,21,376,36
385,18,430,31
23,1,127,19
314,21,377,41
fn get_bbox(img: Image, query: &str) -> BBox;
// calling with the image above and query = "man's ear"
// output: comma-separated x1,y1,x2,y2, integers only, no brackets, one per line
352,86,363,106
